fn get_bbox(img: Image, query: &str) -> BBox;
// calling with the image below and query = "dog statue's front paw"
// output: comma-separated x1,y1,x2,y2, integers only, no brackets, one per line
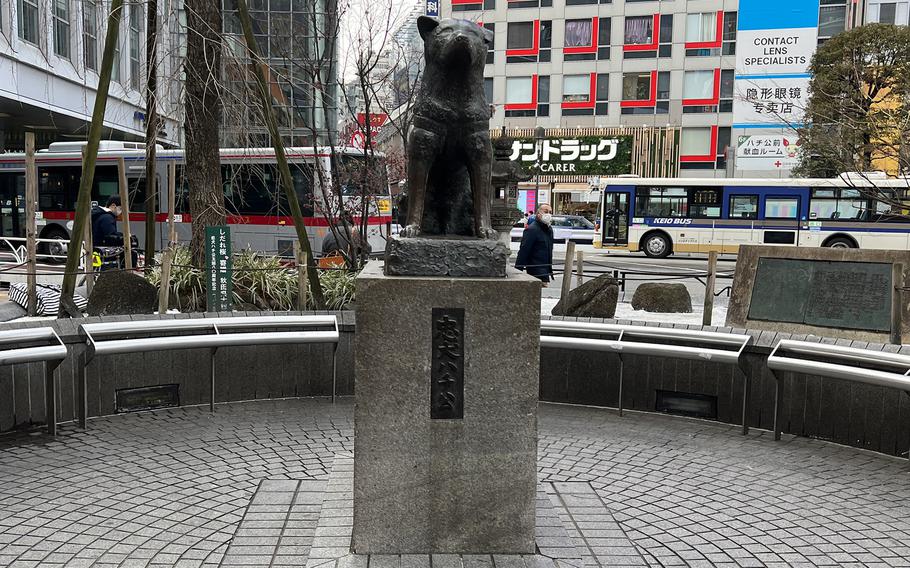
477,226,498,240
400,224,422,238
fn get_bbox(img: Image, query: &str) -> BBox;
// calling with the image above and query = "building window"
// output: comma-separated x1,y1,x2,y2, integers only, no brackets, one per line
868,1,909,24
505,75,547,117
506,20,550,63
507,21,534,50
622,72,652,102
719,69,734,112
564,17,609,61
595,73,608,116
563,75,590,103
507,0,551,9
129,3,142,90
682,69,719,113
680,127,713,158
53,0,71,58
484,77,493,105
83,0,99,71
565,18,593,48
452,0,495,11
484,23,494,64
686,12,716,44
17,0,39,44
722,11,737,55
624,15,653,45
112,38,121,83
819,1,847,40
506,76,533,105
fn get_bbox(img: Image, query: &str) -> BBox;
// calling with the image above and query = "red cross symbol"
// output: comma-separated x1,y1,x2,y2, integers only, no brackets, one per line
774,160,782,168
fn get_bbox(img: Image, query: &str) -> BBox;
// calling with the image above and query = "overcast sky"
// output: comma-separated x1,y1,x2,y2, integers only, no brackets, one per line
337,0,421,81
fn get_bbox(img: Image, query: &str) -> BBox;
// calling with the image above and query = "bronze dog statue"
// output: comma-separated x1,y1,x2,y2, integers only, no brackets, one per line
402,17,497,240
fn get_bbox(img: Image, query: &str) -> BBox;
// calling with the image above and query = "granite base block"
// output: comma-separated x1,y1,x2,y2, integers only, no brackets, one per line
384,236,509,277
353,261,541,554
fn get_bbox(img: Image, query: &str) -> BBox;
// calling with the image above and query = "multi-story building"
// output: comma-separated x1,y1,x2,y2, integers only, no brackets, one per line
221,0,339,147
0,0,182,151
439,0,857,186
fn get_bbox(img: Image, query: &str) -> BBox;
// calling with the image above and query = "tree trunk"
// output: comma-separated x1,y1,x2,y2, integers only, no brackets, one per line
144,0,159,270
184,0,225,267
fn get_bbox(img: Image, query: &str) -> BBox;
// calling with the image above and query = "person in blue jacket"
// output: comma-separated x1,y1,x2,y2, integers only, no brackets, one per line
91,195,124,246
516,203,554,285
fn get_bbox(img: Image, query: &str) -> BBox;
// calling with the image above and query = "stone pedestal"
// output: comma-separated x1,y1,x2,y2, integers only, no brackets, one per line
353,261,540,554
385,236,509,277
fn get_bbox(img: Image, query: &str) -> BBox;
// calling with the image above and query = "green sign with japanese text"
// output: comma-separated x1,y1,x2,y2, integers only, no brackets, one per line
508,135,633,175
205,226,233,312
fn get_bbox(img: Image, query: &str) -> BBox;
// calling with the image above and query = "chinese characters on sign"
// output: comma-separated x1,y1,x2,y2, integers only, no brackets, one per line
205,226,233,312
431,308,464,420
509,138,620,173
743,86,802,115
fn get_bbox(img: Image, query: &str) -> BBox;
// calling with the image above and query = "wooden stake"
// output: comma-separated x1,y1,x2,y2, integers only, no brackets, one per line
157,162,177,314
575,249,584,287
703,250,718,327
295,241,308,311
560,240,576,299
891,262,904,345
83,210,94,296
25,133,37,317
117,157,133,270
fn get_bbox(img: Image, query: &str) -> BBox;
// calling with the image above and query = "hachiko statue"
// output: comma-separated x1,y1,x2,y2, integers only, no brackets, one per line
402,17,497,240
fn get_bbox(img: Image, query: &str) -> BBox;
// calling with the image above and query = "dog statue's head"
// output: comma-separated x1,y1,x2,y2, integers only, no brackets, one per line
417,17,492,69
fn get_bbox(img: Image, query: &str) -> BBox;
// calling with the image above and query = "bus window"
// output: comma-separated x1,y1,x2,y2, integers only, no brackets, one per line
92,166,119,203
729,195,758,219
764,197,799,219
809,188,868,220
228,164,281,216
278,163,315,217
124,175,148,212
690,188,721,218
38,166,78,211
338,154,388,196
635,186,688,217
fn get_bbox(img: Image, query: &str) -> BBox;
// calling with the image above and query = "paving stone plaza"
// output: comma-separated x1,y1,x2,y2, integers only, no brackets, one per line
1,398,909,568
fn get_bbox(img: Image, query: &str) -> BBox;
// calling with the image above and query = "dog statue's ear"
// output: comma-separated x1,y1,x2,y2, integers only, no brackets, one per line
481,25,494,45
417,16,440,41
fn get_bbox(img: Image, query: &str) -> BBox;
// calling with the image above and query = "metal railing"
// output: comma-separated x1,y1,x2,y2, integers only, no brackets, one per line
541,320,754,433
0,236,71,265
77,315,340,428
0,328,67,435
767,339,910,447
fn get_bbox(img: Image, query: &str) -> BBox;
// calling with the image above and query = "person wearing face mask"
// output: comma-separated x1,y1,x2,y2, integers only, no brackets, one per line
91,195,125,247
516,203,555,285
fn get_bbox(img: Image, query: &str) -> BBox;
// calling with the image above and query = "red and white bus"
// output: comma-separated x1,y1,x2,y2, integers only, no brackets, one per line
0,141,393,258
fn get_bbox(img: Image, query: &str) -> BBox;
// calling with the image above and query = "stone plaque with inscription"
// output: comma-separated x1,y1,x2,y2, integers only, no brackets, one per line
727,245,910,342
748,258,892,332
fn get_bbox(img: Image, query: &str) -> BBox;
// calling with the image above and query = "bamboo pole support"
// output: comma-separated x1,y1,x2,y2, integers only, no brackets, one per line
891,263,904,345
117,158,133,270
575,249,584,288
157,163,177,314
560,241,576,299
25,133,38,316
703,251,718,327
295,241,308,311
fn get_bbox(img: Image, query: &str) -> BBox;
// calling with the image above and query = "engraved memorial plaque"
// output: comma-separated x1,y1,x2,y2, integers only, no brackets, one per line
749,258,892,332
431,307,464,419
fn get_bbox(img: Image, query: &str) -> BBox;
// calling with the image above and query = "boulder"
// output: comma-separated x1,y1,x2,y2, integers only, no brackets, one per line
87,271,158,316
551,275,619,318
631,283,692,313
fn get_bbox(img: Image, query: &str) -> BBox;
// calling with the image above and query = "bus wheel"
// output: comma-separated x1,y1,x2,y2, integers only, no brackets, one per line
825,237,856,249
642,233,671,258
40,228,69,264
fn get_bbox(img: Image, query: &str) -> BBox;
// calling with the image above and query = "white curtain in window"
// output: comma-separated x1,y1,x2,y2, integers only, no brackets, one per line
565,19,593,47
683,70,714,99
686,12,716,43
680,128,711,156
868,1,909,23
563,75,590,101
506,77,533,104
624,16,652,44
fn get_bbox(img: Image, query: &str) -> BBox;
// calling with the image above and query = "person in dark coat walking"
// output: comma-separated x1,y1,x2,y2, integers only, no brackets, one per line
91,195,124,246
516,203,554,284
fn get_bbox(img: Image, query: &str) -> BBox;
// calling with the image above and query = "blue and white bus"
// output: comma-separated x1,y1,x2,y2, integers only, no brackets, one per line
593,176,910,257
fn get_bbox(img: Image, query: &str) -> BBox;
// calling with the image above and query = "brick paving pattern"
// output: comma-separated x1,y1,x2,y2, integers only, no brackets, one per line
0,399,908,567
